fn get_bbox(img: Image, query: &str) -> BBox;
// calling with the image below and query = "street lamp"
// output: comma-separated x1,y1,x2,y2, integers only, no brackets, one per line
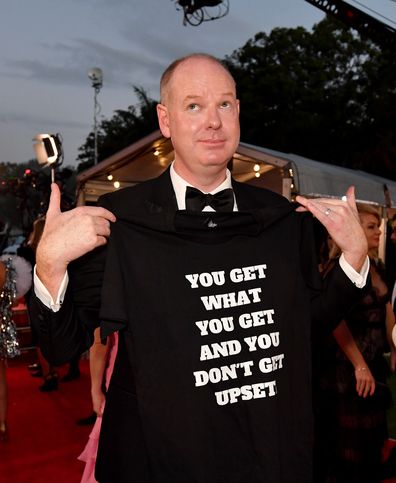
88,67,103,165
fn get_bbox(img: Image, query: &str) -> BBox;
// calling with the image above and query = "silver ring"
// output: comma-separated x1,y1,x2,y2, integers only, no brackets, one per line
324,208,331,216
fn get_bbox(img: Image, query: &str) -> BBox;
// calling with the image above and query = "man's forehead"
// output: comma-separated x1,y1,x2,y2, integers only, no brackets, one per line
183,91,236,100
173,71,235,99
174,58,234,84
161,56,236,105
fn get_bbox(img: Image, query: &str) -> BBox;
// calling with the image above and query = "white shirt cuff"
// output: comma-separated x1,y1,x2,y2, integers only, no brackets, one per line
338,253,369,289
391,280,396,309
33,265,69,312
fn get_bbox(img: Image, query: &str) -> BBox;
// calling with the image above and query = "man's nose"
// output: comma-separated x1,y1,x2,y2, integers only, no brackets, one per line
206,107,221,129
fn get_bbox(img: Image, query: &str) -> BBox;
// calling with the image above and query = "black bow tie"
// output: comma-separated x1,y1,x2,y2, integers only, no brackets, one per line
185,186,234,212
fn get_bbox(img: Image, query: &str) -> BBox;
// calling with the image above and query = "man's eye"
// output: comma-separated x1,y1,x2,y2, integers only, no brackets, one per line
188,103,199,111
220,101,231,108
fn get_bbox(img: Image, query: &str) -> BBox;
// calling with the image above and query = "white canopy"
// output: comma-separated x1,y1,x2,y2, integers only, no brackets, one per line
240,142,396,208
77,130,396,209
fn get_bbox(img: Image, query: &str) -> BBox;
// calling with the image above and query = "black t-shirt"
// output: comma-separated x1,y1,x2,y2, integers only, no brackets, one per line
99,206,315,482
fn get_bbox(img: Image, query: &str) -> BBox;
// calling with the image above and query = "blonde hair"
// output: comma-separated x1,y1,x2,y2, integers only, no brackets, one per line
357,204,381,224
358,204,381,259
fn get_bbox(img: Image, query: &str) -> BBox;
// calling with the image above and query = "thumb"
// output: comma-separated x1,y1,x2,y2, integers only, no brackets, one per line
46,183,62,221
346,186,357,211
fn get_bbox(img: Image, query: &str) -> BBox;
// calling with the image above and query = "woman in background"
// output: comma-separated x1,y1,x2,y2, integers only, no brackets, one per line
0,255,32,441
78,328,118,482
319,205,396,482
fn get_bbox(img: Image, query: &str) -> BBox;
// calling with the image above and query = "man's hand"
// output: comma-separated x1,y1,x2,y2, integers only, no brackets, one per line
36,183,116,299
296,186,367,272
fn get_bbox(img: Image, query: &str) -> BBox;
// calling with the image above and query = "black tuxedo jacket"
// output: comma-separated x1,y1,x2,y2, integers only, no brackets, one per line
29,168,364,483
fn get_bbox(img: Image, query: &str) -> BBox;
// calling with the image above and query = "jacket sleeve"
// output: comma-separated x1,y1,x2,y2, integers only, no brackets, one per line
27,195,112,366
298,213,368,334
28,244,107,366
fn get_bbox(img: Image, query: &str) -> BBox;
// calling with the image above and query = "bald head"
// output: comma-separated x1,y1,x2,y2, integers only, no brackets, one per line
160,53,235,105
156,52,240,191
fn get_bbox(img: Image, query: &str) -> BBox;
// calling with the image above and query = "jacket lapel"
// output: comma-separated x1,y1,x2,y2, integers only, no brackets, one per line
144,167,178,214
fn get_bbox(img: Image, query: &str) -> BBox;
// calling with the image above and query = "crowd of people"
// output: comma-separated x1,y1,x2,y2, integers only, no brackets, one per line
1,53,396,482
314,210,396,482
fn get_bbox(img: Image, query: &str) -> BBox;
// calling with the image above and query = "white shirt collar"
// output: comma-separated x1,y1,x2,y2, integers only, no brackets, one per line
170,162,235,210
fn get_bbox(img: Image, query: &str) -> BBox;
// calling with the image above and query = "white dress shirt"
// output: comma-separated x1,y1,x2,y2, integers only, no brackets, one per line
34,163,369,311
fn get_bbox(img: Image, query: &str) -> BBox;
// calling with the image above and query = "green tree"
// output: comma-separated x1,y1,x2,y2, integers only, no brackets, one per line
77,86,158,172
224,17,396,180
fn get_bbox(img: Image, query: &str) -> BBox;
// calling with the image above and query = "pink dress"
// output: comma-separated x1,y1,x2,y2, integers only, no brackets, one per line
78,333,118,483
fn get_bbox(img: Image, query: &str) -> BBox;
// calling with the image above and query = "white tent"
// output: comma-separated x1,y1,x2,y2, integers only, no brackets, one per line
241,143,396,208
77,130,396,210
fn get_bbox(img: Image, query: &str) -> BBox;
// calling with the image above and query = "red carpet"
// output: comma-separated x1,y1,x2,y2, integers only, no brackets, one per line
0,359,92,483
2,357,396,483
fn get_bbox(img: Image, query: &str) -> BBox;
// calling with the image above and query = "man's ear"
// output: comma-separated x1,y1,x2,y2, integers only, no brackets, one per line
157,104,171,138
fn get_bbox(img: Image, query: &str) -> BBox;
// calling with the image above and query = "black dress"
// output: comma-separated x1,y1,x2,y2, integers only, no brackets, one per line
317,261,391,483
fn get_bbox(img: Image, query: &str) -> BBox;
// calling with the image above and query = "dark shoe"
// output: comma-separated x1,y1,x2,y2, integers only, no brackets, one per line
76,412,97,426
30,369,43,377
39,375,58,392
28,363,41,371
61,369,80,382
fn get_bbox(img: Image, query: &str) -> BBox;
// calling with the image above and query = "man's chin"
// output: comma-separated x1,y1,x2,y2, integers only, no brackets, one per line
202,150,234,167
201,158,230,170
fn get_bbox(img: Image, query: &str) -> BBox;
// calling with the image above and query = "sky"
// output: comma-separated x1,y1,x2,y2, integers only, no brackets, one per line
1,0,395,168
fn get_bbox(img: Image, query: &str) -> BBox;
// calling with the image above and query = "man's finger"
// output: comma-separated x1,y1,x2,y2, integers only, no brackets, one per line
295,199,334,226
95,235,109,248
346,186,357,211
46,183,62,221
94,218,112,237
79,205,117,223
296,192,356,209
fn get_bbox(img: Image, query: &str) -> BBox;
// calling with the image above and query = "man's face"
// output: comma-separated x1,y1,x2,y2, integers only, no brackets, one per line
391,220,396,246
157,58,240,184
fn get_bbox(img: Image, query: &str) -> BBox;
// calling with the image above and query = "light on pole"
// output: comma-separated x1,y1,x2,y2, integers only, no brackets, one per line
32,133,63,182
88,67,103,165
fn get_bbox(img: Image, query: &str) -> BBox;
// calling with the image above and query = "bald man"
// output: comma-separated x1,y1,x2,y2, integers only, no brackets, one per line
30,53,369,483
